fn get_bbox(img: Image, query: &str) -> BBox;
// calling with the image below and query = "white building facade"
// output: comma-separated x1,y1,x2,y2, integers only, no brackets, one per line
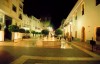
0,0,43,41
0,0,24,41
63,0,100,43
22,15,43,32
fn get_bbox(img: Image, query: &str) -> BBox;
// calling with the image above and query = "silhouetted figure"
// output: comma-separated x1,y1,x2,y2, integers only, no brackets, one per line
72,36,74,40
64,36,66,40
90,37,96,51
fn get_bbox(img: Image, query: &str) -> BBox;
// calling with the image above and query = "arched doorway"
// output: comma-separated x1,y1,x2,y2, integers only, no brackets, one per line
96,27,100,41
81,27,85,42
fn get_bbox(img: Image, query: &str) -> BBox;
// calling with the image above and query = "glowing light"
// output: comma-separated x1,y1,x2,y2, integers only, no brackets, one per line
47,27,53,31
69,22,72,25
21,27,30,30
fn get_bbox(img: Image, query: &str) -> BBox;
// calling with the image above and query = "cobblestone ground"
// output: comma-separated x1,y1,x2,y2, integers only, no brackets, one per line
0,38,100,64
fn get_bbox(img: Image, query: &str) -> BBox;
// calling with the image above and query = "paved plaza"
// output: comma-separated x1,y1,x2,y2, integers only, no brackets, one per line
0,38,100,64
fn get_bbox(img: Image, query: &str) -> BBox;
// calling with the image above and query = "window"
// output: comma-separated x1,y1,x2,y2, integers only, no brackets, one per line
19,4,23,9
12,4,16,12
75,14,77,20
82,4,84,15
19,14,22,20
96,0,100,6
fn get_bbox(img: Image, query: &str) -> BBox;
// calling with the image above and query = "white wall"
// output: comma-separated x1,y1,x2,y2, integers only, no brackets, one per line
64,0,100,41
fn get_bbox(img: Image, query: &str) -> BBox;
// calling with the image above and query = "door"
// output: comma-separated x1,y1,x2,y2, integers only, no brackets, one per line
4,15,12,41
96,27,100,41
81,27,85,42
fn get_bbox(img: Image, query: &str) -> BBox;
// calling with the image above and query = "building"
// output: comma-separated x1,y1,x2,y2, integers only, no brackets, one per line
0,0,24,41
22,15,43,32
0,0,43,41
22,14,31,30
41,17,51,29
21,15,43,37
63,0,100,43
31,16,43,32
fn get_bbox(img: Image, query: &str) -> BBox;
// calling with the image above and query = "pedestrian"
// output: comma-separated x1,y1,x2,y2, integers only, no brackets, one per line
90,37,96,51
64,36,66,40
72,36,74,40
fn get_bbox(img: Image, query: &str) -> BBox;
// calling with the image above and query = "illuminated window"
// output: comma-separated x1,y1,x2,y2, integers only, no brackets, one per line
96,0,100,6
82,4,84,15
12,4,17,12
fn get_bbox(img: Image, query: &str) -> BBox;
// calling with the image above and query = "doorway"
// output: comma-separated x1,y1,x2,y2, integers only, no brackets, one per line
96,27,100,41
75,31,77,38
81,27,85,42
4,15,12,41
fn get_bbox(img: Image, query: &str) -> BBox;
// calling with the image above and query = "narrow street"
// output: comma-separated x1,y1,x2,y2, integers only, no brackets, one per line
0,0,100,64
0,38,100,64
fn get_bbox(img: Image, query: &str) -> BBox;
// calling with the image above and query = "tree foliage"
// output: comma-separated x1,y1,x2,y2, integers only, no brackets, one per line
19,28,25,33
25,30,30,33
8,25,19,32
55,28,63,36
41,29,49,36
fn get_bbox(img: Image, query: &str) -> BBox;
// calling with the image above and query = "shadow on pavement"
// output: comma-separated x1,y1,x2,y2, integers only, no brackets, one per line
0,50,14,64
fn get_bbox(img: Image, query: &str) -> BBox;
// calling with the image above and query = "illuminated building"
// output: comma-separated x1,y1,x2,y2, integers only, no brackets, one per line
63,0,100,42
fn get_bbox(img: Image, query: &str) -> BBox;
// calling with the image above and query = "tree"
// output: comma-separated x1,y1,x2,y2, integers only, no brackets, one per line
19,28,25,33
55,28,63,40
25,30,30,33
55,28,63,36
8,25,19,32
31,30,35,34
8,25,19,41
41,29,49,36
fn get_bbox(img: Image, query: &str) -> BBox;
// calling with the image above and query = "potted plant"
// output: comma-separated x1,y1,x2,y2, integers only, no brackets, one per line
8,25,19,32
8,25,19,41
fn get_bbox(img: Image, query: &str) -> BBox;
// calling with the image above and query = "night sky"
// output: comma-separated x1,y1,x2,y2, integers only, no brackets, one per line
23,0,77,29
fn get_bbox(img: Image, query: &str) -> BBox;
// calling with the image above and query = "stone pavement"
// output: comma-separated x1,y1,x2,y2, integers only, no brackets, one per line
73,41,100,55
0,38,100,64
11,43,100,64
0,38,37,47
